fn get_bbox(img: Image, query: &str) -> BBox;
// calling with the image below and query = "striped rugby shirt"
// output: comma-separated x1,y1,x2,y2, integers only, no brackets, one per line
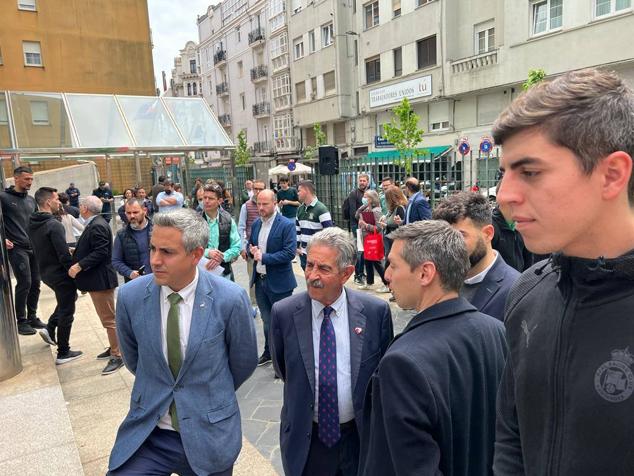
295,197,333,251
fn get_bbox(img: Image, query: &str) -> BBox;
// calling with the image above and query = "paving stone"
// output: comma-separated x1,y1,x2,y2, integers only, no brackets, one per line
252,403,282,422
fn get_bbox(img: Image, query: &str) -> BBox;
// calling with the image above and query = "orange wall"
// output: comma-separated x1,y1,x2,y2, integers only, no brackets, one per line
0,0,155,95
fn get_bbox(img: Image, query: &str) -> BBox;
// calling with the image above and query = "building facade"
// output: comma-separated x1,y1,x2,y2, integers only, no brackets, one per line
0,0,155,95
167,41,202,98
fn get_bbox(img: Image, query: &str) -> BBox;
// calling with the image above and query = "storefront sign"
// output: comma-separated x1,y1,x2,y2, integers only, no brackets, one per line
369,75,432,108
374,136,394,148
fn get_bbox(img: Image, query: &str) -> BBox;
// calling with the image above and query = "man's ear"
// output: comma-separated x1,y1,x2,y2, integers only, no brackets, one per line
418,261,437,287
191,246,205,264
600,151,633,202
482,224,495,243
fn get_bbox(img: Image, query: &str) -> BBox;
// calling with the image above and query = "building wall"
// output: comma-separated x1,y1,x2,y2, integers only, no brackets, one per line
169,41,202,98
0,0,155,95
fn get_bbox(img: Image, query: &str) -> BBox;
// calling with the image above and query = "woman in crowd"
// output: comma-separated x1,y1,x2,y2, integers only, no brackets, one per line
56,203,84,248
355,189,390,293
117,188,134,224
381,185,408,266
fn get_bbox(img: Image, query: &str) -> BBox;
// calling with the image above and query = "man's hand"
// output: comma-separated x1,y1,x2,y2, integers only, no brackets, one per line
251,246,263,262
129,271,140,280
205,249,224,270
68,263,82,278
240,250,247,260
5,239,13,250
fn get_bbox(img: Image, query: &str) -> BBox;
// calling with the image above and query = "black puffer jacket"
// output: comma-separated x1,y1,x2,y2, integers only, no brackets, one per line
29,212,73,285
494,252,634,476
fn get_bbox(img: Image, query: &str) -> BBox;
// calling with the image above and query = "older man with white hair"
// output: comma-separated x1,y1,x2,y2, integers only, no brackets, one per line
69,195,123,375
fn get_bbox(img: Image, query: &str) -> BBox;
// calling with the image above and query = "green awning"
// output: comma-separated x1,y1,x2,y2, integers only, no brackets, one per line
365,145,452,162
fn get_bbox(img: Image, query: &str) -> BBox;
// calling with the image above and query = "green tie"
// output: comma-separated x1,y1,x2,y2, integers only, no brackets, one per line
167,292,183,430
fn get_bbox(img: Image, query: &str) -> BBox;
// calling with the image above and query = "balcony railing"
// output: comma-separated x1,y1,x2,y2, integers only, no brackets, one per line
252,101,271,117
213,49,227,65
216,82,229,96
450,49,498,74
253,141,271,154
218,114,231,127
275,136,300,152
248,27,265,45
250,65,268,82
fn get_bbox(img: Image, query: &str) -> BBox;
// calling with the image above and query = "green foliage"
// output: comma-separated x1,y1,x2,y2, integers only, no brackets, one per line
383,98,424,175
234,130,250,167
302,123,327,161
523,69,547,91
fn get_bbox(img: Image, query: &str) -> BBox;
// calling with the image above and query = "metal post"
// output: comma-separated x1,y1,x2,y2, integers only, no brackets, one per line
134,151,142,186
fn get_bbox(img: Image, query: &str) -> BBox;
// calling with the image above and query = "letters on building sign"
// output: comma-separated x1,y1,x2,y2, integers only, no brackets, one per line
369,75,432,108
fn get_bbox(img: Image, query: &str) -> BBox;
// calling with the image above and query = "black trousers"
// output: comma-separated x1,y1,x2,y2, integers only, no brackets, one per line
364,260,387,286
302,421,360,476
45,278,77,355
7,247,41,321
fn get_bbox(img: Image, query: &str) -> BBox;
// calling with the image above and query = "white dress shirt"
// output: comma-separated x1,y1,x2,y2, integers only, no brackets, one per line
157,268,199,431
311,289,354,423
255,211,277,275
464,251,498,285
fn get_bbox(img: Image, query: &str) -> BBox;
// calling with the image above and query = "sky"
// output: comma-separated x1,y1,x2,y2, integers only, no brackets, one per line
147,0,217,93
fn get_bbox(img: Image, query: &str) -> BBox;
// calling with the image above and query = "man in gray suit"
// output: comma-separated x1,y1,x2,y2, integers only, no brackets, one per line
108,209,258,476
271,227,393,476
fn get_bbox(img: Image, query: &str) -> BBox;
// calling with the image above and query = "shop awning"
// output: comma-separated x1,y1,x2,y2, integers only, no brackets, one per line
365,145,452,162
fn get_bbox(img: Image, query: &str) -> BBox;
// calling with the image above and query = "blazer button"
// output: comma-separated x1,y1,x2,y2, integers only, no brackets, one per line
306,433,311,438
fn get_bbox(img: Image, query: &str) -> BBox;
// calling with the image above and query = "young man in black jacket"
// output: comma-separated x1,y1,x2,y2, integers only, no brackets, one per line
342,173,368,285
493,68,634,475
29,187,82,364
0,166,44,335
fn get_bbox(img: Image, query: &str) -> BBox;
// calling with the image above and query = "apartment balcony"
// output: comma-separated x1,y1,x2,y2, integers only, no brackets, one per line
248,27,265,47
250,65,268,83
451,49,498,74
275,136,300,153
252,101,271,118
213,49,227,66
218,114,231,127
271,54,289,73
253,141,272,154
216,82,229,97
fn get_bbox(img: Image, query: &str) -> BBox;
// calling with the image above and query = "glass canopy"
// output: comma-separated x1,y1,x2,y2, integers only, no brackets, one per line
0,91,233,153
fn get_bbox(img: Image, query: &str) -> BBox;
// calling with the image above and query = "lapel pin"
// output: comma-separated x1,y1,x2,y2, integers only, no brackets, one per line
354,327,363,335
200,303,205,307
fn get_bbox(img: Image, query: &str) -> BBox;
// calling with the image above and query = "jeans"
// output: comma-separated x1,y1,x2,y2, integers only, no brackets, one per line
7,247,41,321
45,278,77,354
352,226,365,280
254,275,293,356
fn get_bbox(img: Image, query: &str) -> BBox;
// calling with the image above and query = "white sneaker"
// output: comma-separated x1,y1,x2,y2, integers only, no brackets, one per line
377,285,390,293
357,284,370,290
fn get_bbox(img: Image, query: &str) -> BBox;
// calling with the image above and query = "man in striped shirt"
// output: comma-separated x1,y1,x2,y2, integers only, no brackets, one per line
295,180,334,270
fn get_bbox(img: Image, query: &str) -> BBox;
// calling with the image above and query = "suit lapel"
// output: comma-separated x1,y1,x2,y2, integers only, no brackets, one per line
471,256,502,310
267,214,281,248
144,281,173,377
178,277,213,381
346,290,366,394
293,295,315,395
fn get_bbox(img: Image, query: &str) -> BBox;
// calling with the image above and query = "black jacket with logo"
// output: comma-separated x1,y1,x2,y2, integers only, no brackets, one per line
29,212,73,285
494,252,634,475
0,186,36,249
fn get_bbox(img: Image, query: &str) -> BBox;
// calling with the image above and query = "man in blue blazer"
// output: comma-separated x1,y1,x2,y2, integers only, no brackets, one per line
248,189,297,366
401,177,431,224
108,209,258,476
271,227,393,476
433,191,520,321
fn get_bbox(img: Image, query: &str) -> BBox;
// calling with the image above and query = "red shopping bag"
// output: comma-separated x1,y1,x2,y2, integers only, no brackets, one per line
363,228,385,261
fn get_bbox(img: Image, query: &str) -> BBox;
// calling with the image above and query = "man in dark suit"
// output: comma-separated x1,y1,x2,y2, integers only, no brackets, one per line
397,177,431,225
359,221,507,476
69,195,123,375
433,192,520,321
271,227,393,476
247,189,297,366
109,208,257,475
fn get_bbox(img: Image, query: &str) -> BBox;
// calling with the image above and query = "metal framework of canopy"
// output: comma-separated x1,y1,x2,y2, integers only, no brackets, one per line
0,91,233,156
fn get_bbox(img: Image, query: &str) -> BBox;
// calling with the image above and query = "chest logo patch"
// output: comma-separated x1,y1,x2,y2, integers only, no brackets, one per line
594,348,634,403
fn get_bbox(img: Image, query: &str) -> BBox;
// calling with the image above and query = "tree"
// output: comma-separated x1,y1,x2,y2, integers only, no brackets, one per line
523,69,547,91
234,129,250,167
383,98,425,175
303,122,327,161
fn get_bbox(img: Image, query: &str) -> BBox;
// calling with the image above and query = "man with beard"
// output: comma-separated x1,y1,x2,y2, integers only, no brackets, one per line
433,192,519,321
92,180,114,222
112,199,152,283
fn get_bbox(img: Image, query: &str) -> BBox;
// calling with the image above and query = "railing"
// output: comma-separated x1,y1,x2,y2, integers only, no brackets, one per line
250,65,268,81
218,114,231,127
252,102,271,117
216,82,229,96
450,49,498,74
248,27,265,45
213,49,227,65
253,141,271,154
271,54,289,73
275,136,300,152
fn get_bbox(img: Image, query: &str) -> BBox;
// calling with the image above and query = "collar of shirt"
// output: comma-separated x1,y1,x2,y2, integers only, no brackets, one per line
464,250,498,285
84,215,98,226
261,210,277,225
204,211,219,223
308,197,318,208
160,267,199,307
311,287,347,321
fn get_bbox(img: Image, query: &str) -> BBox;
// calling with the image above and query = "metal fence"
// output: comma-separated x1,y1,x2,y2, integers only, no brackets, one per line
312,149,501,227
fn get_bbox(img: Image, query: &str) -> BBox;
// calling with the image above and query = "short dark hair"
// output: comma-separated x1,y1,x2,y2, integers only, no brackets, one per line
14,166,33,176
163,179,173,187
432,192,492,227
405,177,420,193
202,183,223,199
34,187,57,206
298,180,316,195
125,198,146,209
278,177,289,184
158,175,166,183
382,176,393,183
58,192,69,204
98,180,106,186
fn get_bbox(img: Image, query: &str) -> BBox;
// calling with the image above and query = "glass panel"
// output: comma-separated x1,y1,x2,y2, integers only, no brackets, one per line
550,0,563,28
117,96,183,147
595,0,611,16
163,98,232,147
66,94,133,148
0,93,12,149
616,0,631,11
9,92,73,148
532,2,547,34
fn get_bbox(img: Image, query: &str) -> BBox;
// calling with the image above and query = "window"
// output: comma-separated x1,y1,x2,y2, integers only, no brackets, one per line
416,0,433,6
309,30,316,53
240,93,246,110
187,83,192,95
476,27,495,54
296,81,306,101
190,59,197,74
430,121,449,131
193,83,197,95
238,60,243,77
274,113,293,141
270,33,288,59
18,0,36,11
273,73,292,109
334,122,346,144
324,71,336,92
417,35,436,69
595,0,631,17
310,77,317,99
531,0,562,35
293,37,304,59
364,1,379,29
23,41,42,66
393,0,401,17
30,101,49,125
365,56,381,84
322,23,334,47
236,27,241,42
393,47,402,77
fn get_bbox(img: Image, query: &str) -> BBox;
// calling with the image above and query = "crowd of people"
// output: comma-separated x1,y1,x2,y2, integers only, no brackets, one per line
3,67,634,475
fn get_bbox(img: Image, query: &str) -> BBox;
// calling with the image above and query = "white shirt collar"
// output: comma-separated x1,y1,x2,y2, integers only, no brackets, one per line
464,251,498,285
308,197,319,207
262,210,277,224
311,288,347,320
161,267,199,304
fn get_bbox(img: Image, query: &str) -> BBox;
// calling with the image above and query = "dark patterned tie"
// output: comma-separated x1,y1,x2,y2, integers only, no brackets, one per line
167,292,183,431
318,306,340,447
